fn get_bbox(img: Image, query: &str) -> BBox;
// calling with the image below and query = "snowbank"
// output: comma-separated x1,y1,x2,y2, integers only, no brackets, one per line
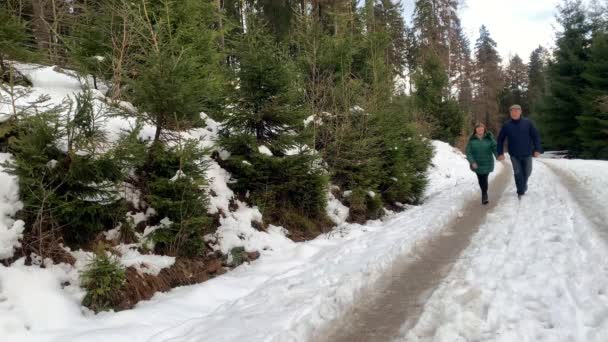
0,153,24,259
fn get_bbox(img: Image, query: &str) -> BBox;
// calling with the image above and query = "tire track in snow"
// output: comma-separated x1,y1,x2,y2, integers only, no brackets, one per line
400,162,608,342
313,168,512,342
540,160,608,243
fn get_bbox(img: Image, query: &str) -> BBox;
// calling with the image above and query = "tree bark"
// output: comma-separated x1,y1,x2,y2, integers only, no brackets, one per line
31,0,51,53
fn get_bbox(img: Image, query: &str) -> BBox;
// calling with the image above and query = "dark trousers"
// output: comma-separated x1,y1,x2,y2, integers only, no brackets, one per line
510,155,533,195
476,173,489,195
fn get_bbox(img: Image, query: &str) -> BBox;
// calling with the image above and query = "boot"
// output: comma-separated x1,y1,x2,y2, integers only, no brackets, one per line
482,192,489,205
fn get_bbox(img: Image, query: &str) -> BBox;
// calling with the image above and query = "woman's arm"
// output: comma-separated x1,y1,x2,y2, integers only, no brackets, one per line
465,140,476,164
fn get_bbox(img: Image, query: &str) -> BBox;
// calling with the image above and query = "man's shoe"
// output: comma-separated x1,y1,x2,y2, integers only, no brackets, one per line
482,192,489,205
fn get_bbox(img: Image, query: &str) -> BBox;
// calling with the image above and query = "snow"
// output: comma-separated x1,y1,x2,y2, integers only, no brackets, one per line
401,161,608,342
0,154,25,259
2,63,606,342
540,158,608,209
169,170,186,182
114,244,175,276
0,135,497,342
424,140,483,199
206,161,234,215
258,145,273,156
326,192,350,225
210,201,292,255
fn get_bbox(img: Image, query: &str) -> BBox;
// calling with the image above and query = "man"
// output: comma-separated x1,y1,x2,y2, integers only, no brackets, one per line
496,104,543,199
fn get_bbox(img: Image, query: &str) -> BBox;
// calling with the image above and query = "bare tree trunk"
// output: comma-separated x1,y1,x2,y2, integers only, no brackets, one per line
216,0,225,48
31,0,51,53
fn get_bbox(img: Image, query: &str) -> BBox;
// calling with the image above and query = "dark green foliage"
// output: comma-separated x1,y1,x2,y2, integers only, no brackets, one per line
528,46,550,116
65,3,113,89
229,246,246,267
375,99,433,205
245,0,296,40
5,90,127,246
220,19,328,233
81,247,126,312
500,55,529,117
128,0,224,148
347,189,384,223
0,7,32,75
225,20,305,151
144,142,213,257
577,30,608,159
538,0,591,152
414,53,465,144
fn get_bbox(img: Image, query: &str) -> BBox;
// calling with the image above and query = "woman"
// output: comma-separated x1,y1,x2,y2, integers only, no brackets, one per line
466,123,497,205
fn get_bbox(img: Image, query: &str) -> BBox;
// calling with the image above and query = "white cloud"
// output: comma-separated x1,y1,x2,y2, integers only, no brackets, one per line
460,0,560,62
402,0,596,63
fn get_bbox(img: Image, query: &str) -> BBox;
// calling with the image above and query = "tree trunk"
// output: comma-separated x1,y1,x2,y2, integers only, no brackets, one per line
31,0,51,53
216,0,225,48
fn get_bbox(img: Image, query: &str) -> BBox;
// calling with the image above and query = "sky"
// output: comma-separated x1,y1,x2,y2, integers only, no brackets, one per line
402,0,566,63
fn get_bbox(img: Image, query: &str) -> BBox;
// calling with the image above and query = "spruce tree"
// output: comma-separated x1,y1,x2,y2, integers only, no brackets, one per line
220,18,328,234
0,7,31,81
528,46,550,116
538,0,590,152
66,1,113,90
577,29,608,159
128,0,223,162
472,25,503,133
6,89,127,251
500,54,529,117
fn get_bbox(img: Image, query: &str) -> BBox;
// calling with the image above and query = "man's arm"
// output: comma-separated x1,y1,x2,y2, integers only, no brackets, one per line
496,125,506,158
530,121,542,156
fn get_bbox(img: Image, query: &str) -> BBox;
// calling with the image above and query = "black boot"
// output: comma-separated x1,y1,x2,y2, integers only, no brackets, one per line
482,192,489,205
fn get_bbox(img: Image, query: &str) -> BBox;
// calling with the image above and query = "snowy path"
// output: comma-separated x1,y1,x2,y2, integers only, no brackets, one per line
399,161,608,341
316,169,512,342
316,158,608,342
540,159,608,243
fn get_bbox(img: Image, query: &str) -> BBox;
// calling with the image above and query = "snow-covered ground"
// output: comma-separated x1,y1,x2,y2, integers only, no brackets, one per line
0,138,492,342
401,160,608,342
540,158,608,213
2,63,607,342
0,64,494,342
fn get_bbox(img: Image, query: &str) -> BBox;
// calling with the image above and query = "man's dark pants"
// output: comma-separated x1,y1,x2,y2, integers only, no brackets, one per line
510,155,533,195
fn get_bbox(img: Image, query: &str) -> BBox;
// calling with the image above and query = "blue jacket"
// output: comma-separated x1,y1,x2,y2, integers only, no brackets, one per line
496,117,542,157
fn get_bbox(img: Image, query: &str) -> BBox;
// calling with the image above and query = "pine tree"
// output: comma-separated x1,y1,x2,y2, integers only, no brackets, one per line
374,0,408,76
0,7,31,81
246,0,297,40
528,46,550,116
472,25,503,133
500,54,529,117
128,0,223,163
577,29,608,159
538,0,591,152
66,1,113,90
220,18,328,234
6,89,127,253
